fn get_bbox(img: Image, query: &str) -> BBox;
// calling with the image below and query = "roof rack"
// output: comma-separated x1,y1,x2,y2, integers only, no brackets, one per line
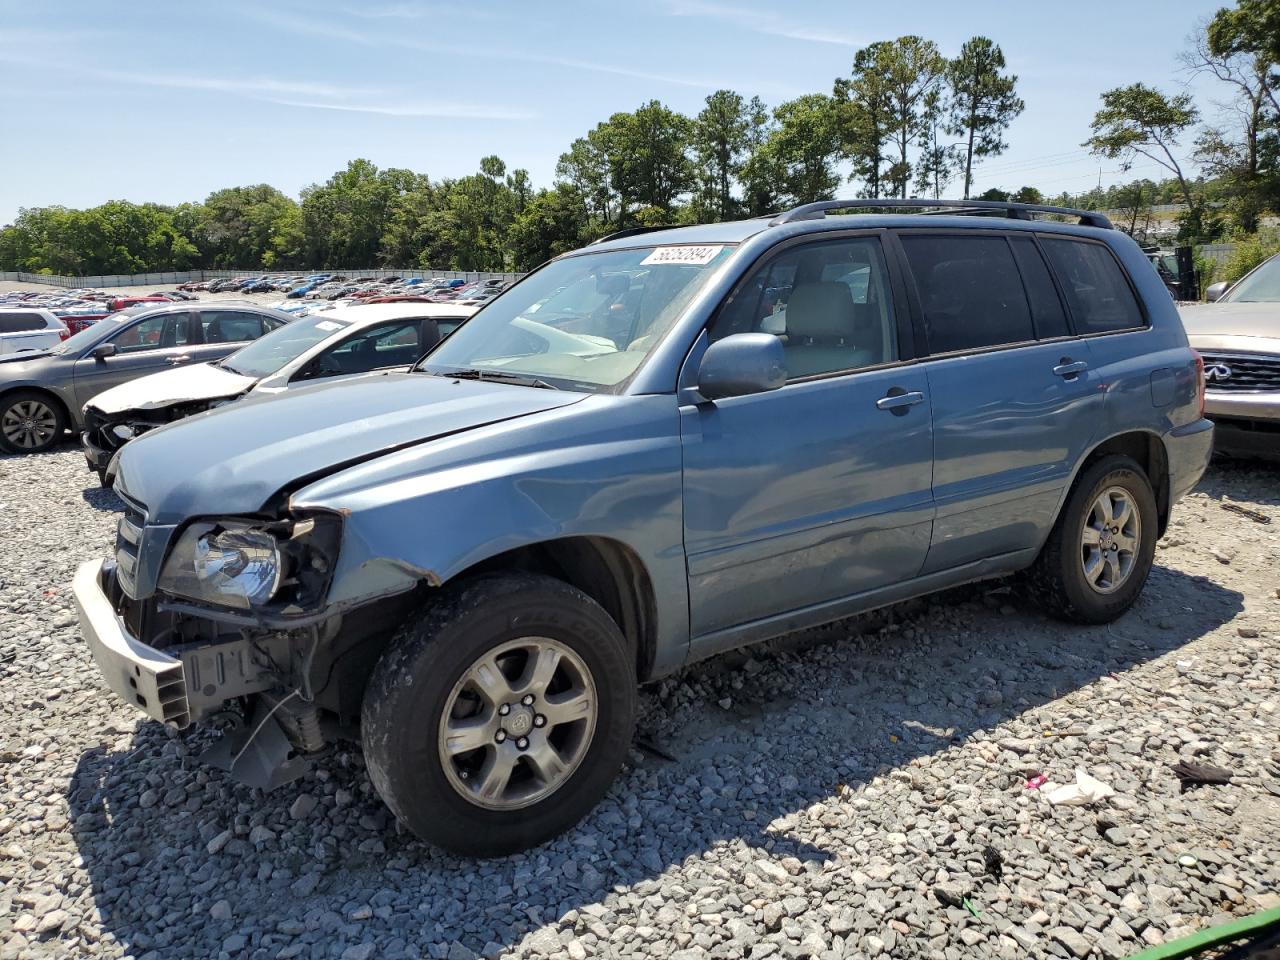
590,224,677,245
770,198,1112,230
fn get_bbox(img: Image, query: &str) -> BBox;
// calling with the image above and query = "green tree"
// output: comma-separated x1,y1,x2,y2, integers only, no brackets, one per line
510,185,590,269
1207,0,1280,105
198,184,302,268
758,95,841,206
879,37,947,198
613,101,695,218
1084,83,1203,238
946,37,1024,199
740,96,779,216
915,87,958,198
557,129,619,226
1011,185,1043,204
834,43,894,198
692,89,751,221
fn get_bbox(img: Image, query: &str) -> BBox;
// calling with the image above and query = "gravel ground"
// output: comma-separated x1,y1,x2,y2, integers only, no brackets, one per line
1,446,1278,960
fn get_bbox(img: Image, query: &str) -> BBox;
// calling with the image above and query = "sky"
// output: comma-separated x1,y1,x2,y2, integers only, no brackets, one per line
0,0,1234,225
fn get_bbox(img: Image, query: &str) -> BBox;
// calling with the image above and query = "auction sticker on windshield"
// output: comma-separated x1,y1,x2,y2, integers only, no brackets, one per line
641,245,723,266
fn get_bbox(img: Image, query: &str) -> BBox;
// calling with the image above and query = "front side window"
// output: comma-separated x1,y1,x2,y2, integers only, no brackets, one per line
420,244,735,391
1041,238,1145,333
901,234,1035,353
221,314,356,378
1220,253,1280,303
109,312,194,354
305,320,424,378
710,237,898,380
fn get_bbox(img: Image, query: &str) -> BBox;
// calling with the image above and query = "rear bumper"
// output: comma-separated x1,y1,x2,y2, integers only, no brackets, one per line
1209,416,1280,460
72,558,191,727
1166,417,1215,504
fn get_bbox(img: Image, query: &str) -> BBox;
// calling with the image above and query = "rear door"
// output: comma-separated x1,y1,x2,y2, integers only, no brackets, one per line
71,311,199,406
894,230,1103,573
680,233,935,643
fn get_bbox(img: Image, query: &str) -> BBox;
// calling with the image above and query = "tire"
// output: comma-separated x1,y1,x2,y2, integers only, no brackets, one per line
0,390,65,454
1028,454,1158,624
361,572,637,857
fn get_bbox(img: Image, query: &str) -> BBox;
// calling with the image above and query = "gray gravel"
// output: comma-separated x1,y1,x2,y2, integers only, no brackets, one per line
1,446,1279,960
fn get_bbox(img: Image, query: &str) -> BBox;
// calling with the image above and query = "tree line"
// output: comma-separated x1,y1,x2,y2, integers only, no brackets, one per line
2,2,1277,276
0,32,1025,276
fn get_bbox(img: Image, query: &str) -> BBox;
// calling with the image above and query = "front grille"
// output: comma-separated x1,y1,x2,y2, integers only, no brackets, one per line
114,494,147,598
1199,352,1280,392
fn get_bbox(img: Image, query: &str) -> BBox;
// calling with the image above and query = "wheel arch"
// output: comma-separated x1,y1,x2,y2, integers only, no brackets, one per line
0,385,74,439
1065,429,1172,536
445,535,659,682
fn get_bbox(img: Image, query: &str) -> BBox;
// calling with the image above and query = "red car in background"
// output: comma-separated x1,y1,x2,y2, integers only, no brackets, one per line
105,296,168,312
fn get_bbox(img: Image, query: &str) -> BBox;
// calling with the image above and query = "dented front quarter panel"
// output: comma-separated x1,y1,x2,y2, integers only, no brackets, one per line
289,393,691,674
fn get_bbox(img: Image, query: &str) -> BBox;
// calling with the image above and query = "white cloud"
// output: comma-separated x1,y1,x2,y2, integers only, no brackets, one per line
263,98,536,120
664,0,862,47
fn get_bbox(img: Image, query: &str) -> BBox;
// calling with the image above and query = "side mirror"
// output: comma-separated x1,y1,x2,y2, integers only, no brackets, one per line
1205,281,1231,303
91,343,116,360
697,333,786,400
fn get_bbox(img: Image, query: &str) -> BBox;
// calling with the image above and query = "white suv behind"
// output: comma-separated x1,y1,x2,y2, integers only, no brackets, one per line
0,309,69,357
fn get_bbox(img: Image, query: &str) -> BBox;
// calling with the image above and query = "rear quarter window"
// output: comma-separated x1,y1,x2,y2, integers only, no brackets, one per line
0,312,49,333
1041,238,1146,334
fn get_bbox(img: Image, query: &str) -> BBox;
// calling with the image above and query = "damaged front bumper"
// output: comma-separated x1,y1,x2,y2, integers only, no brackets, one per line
72,557,322,789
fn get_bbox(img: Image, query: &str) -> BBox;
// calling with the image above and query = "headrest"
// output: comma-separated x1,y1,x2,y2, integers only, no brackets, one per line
786,282,857,340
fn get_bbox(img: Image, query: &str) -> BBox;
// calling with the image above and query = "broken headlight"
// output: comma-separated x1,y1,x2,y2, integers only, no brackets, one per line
159,522,282,609
157,515,340,611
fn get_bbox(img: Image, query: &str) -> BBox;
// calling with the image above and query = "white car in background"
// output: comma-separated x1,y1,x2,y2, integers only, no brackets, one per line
81,302,478,484
0,308,69,356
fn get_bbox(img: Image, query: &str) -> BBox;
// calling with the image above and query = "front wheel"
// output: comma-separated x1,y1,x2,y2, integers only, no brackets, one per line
0,391,65,454
361,573,636,857
1029,454,1158,624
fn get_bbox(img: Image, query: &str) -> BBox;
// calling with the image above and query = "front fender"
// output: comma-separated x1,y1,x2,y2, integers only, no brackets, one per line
289,394,690,666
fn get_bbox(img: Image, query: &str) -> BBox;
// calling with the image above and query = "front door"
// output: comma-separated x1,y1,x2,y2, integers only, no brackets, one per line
680,234,935,643
71,311,199,407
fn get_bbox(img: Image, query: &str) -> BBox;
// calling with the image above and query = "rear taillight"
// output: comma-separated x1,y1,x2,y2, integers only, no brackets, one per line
59,329,71,341
1192,350,1205,418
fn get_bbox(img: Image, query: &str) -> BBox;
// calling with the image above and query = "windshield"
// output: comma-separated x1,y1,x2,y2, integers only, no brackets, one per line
221,314,354,377
418,244,734,390
50,311,132,355
1223,254,1280,302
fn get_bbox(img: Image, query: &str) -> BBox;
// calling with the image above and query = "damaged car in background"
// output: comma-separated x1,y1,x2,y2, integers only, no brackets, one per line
81,302,478,484
72,200,1212,857
0,302,290,455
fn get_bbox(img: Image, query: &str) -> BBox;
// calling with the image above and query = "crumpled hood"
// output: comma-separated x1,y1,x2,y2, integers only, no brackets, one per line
113,372,584,524
1179,302,1278,339
86,362,256,416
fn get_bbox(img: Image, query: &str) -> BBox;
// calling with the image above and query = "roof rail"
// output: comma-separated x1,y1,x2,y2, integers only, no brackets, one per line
770,198,1113,230
590,224,677,245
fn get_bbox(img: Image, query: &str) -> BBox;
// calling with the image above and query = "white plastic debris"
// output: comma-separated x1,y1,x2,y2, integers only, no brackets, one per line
1044,768,1116,806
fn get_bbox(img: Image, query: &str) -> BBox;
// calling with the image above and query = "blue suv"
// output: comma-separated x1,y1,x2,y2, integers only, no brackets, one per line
72,200,1212,855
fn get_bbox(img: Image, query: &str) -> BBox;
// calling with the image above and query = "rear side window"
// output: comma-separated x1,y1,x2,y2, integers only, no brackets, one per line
202,311,266,344
1009,237,1070,339
1041,238,1146,334
0,312,47,333
900,235,1034,353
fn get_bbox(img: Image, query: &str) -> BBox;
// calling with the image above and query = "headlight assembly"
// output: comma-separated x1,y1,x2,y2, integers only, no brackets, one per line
159,522,282,610
157,514,341,613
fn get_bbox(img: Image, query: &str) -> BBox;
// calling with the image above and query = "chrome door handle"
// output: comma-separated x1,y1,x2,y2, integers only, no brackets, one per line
1053,359,1088,378
876,390,925,411
167,355,192,365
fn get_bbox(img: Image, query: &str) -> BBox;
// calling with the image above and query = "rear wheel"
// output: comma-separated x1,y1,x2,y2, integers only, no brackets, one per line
1029,454,1158,624
0,391,65,454
361,573,636,856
